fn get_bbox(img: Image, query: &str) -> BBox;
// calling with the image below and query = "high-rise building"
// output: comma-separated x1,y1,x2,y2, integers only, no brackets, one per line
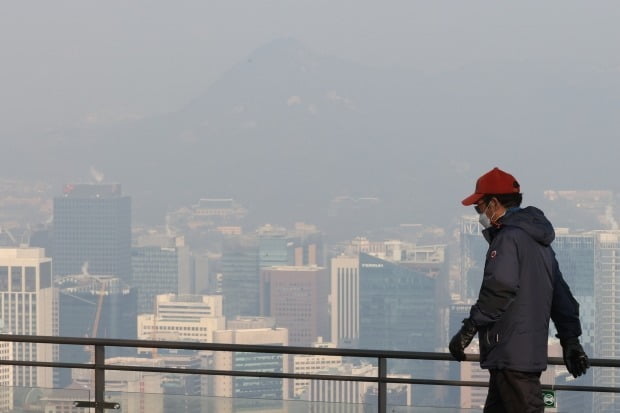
358,253,437,352
132,234,195,314
0,248,56,387
137,294,225,344
260,266,330,346
330,255,359,348
258,226,290,269
220,237,259,318
553,230,595,352
52,183,131,282
132,246,179,314
593,231,620,413
56,274,137,387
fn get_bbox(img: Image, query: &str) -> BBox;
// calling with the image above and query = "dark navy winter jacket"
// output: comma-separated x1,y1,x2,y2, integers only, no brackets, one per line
469,206,582,372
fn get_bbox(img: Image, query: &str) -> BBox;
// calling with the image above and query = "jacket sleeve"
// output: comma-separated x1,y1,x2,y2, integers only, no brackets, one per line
469,230,520,327
551,259,582,340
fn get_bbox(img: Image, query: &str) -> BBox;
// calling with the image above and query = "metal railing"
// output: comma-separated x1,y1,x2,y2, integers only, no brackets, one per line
0,334,618,412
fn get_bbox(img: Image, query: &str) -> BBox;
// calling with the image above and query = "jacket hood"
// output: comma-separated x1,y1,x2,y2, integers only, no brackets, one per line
500,206,555,246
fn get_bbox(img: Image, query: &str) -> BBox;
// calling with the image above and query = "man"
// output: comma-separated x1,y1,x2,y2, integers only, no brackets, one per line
449,167,589,412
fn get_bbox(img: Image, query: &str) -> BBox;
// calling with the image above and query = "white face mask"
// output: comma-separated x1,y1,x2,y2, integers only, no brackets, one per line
478,212,491,229
477,201,492,228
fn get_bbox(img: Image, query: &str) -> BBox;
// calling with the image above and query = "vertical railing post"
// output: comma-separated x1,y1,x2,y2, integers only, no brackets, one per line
378,357,387,413
94,344,105,413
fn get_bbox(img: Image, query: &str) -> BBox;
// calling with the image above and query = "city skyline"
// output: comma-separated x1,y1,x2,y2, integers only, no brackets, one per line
1,1,619,410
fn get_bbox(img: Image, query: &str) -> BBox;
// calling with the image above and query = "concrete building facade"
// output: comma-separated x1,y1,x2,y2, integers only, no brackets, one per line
260,266,330,346
0,247,56,387
330,255,359,348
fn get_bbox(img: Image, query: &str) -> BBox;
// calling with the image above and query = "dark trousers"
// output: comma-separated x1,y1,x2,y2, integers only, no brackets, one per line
483,369,544,413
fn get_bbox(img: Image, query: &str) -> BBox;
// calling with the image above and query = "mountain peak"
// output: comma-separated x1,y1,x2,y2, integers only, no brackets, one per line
246,37,317,66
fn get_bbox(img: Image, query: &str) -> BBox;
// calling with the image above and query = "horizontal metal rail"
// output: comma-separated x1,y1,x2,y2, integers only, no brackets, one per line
0,334,617,412
1,333,618,367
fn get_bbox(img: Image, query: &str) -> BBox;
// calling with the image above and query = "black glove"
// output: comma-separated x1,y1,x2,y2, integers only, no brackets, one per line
560,337,590,378
449,318,477,362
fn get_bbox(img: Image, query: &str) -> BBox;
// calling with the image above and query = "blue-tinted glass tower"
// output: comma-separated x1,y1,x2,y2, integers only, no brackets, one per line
132,246,178,314
56,275,137,387
53,184,131,282
221,238,260,318
359,253,437,351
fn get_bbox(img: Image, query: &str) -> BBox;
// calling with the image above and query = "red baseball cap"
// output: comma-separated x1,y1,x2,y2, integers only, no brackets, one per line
462,167,520,206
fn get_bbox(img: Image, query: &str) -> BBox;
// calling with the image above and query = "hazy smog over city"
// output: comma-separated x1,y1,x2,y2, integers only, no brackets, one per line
0,1,618,411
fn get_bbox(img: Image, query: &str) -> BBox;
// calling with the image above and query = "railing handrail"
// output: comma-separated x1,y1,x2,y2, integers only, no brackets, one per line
0,334,617,412
0,333,617,367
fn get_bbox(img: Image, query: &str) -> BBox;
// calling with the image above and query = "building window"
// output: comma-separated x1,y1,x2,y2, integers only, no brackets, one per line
0,267,7,292
25,267,36,292
11,267,22,292
39,262,51,289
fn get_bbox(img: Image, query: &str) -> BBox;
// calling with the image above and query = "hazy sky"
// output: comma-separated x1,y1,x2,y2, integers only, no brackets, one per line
2,1,618,135
1,1,620,227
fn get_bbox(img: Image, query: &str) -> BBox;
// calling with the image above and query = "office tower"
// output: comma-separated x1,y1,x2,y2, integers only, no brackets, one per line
56,274,137,387
132,246,178,314
260,266,330,346
211,327,289,411
553,230,595,352
220,237,259,318
459,216,487,300
137,294,225,344
400,244,449,351
358,252,436,351
593,231,620,412
132,235,194,314
330,255,359,348
258,226,290,268
0,248,56,387
53,183,131,282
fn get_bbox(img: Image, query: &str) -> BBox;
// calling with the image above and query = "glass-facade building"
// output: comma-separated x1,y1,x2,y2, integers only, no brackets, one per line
359,253,437,352
221,238,260,318
132,246,178,314
56,275,137,387
593,231,620,413
53,184,131,282
553,233,595,351
550,232,595,413
258,236,289,269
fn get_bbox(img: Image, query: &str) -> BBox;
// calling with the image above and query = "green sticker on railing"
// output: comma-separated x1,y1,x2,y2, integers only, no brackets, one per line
542,390,556,408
